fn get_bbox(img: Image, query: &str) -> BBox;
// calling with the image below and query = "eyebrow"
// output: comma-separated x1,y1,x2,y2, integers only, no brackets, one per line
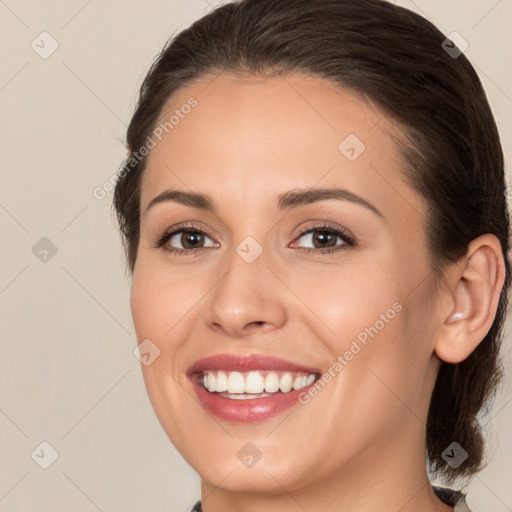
143,187,383,218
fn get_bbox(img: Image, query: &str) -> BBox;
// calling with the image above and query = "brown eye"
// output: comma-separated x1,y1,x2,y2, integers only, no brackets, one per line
180,231,205,249
309,230,339,249
167,229,216,250
294,227,354,251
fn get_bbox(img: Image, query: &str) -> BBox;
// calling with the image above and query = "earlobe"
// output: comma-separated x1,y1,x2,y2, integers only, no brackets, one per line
434,234,506,364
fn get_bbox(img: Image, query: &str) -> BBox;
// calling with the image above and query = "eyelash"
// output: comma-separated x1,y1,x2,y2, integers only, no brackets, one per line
153,222,357,256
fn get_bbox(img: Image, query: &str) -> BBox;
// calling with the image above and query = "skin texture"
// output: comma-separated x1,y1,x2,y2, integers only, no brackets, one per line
129,72,505,512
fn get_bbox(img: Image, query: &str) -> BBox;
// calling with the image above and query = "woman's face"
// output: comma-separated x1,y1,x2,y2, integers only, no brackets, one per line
130,73,443,496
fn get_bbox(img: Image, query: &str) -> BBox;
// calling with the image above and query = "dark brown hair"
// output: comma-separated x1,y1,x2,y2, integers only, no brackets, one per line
113,0,511,485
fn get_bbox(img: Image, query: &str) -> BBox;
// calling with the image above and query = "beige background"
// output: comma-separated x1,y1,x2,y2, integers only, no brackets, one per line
0,0,511,510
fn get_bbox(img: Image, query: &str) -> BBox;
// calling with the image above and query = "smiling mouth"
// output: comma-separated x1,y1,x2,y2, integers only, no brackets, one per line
195,369,319,399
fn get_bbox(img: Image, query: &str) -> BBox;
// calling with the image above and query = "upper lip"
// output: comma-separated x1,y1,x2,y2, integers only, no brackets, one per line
186,354,321,376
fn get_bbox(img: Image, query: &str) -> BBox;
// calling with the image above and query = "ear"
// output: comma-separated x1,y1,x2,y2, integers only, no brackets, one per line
434,234,507,364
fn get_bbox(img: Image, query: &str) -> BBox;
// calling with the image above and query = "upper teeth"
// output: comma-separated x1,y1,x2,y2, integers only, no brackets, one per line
201,370,316,394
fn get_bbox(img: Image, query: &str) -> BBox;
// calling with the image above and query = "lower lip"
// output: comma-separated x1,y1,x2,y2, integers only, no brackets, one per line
189,375,317,423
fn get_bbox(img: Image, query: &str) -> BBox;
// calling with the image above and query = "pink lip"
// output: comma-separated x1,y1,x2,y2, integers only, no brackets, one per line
187,354,321,423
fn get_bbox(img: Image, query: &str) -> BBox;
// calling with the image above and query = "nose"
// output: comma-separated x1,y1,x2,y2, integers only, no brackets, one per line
202,247,288,338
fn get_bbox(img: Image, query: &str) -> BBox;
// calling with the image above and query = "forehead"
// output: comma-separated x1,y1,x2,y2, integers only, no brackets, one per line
140,71,424,222
151,71,390,158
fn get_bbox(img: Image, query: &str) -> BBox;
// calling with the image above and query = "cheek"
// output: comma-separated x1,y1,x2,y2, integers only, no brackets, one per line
130,260,198,341
297,262,433,396
130,267,159,340
293,263,402,347
129,264,196,446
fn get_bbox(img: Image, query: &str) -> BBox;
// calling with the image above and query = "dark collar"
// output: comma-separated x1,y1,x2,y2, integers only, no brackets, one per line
190,485,469,511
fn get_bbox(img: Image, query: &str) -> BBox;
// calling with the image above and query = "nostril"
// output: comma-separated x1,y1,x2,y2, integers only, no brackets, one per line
244,321,265,331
